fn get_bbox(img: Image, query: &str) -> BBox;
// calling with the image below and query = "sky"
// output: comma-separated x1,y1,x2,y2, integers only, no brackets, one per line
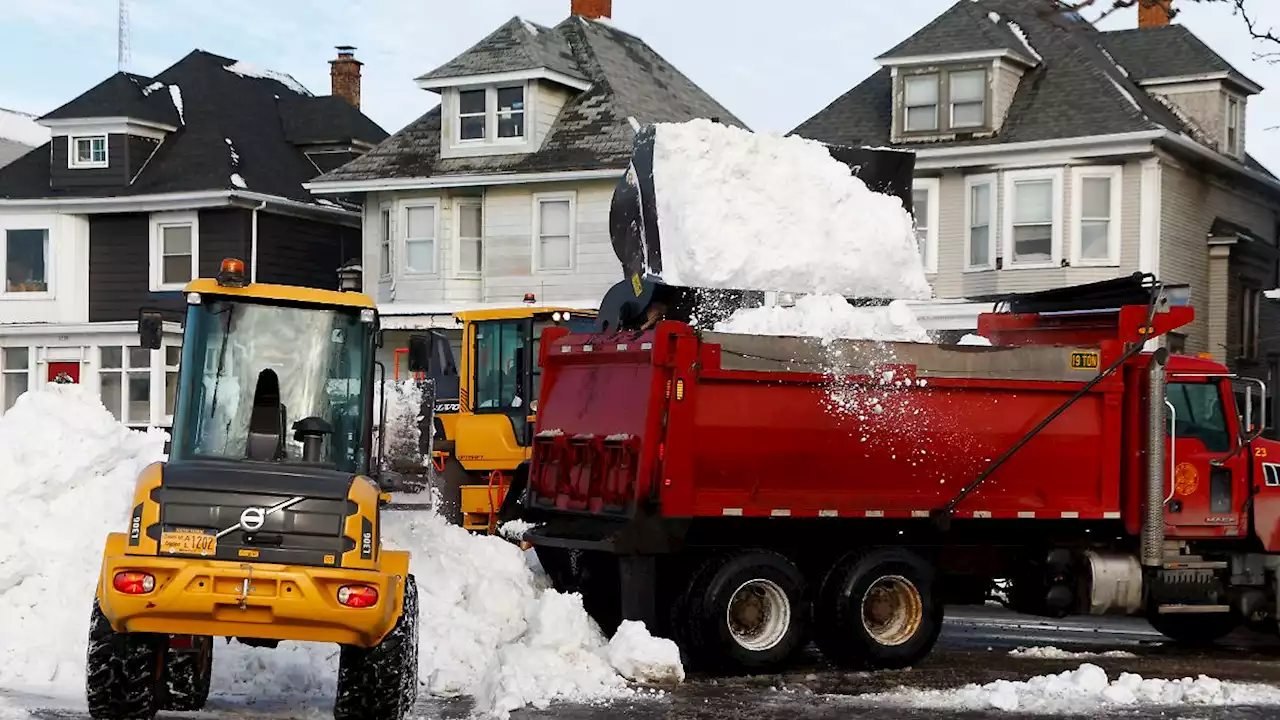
4,0,1280,168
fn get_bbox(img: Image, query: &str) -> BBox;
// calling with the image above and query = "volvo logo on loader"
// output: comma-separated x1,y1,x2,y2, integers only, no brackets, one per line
240,507,266,532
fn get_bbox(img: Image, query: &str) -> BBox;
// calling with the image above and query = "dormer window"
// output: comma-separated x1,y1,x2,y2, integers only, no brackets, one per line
70,135,107,168
949,70,986,128
459,90,487,141
898,66,991,138
1225,96,1241,156
456,85,527,144
904,75,939,132
497,87,525,139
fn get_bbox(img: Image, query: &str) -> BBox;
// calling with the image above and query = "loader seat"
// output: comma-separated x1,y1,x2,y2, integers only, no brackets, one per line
246,369,286,461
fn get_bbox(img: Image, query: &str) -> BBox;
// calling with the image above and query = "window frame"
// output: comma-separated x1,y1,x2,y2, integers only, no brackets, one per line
453,83,530,148
948,68,987,129
1069,165,1124,268
1,226,52,298
400,200,441,276
1,345,32,414
453,198,484,278
1225,95,1241,157
69,134,108,169
532,191,576,274
495,85,527,141
98,344,156,428
912,178,940,274
457,88,488,143
162,341,182,425
964,173,998,272
902,73,940,133
1003,168,1064,270
148,211,199,292
378,202,393,279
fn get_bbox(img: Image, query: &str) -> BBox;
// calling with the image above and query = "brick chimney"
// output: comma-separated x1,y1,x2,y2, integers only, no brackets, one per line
1138,0,1172,28
571,0,612,20
330,46,362,109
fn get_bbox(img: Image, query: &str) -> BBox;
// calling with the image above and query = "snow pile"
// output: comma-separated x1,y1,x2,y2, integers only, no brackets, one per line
1009,646,1136,659
649,119,931,300
958,333,992,346
223,61,312,96
714,295,931,344
853,663,1280,713
374,379,424,470
168,85,184,125
0,107,50,147
607,621,685,685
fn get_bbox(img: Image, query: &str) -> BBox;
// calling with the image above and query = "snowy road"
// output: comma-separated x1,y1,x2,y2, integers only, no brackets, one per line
13,606,1280,719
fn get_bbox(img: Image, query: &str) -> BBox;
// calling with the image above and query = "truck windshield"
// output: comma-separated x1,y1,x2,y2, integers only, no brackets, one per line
169,297,374,473
473,320,529,411
1167,382,1232,453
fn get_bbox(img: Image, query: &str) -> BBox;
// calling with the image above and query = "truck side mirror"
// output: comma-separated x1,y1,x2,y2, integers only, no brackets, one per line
138,310,164,350
407,335,433,374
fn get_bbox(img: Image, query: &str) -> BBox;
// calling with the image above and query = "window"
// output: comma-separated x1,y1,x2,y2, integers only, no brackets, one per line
497,86,525,139
1167,382,1232,453
4,228,49,293
965,175,996,271
949,70,986,128
378,205,392,277
1226,96,1240,156
456,199,483,276
912,178,939,274
2,347,29,412
1004,169,1063,268
100,346,153,426
403,204,437,274
458,89,486,141
534,194,574,272
904,74,939,132
1071,166,1123,266
164,344,181,420
1241,286,1261,360
472,320,530,412
70,135,107,168
149,212,199,291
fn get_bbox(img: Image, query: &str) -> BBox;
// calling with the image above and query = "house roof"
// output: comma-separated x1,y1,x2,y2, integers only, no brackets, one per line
876,0,1037,61
1098,24,1262,90
417,16,587,85
0,50,388,203
792,0,1257,160
315,15,745,184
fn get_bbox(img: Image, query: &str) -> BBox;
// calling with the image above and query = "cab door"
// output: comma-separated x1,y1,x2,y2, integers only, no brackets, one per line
1163,380,1248,537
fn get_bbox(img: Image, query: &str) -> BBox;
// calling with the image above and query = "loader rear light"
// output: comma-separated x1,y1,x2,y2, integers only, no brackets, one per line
337,584,379,608
216,257,247,288
113,571,155,595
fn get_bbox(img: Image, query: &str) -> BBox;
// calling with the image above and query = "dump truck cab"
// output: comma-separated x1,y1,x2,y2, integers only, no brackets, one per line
88,258,419,720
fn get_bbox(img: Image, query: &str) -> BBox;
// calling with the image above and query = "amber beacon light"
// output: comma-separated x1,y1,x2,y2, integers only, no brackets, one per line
217,257,248,287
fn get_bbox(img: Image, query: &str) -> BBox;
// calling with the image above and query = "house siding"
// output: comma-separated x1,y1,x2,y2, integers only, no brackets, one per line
254,211,358,290
533,82,571,147
1150,87,1230,152
0,212,90,325
992,60,1023,131
49,133,156,189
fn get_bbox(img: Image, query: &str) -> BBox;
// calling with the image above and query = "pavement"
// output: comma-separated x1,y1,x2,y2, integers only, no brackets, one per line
14,605,1280,719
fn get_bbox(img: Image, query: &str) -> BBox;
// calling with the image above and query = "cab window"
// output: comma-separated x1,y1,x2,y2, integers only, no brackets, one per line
1166,382,1232,453
473,320,528,411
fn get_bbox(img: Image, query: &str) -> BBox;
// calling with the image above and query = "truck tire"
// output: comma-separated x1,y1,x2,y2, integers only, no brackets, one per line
814,548,943,670
334,574,420,720
1147,611,1239,646
160,636,213,712
675,550,807,673
85,599,164,720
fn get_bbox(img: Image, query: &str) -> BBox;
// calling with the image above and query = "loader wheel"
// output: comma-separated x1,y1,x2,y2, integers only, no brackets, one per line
1147,611,1240,646
160,636,213,712
675,550,807,673
85,599,165,720
814,547,943,670
334,574,420,720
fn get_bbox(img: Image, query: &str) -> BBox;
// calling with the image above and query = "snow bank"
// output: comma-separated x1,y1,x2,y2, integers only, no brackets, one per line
1008,646,1136,659
852,663,1280,713
607,621,685,684
714,295,931,344
650,119,931,300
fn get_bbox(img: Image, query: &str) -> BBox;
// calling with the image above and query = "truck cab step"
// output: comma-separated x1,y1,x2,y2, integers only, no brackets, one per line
1156,604,1231,614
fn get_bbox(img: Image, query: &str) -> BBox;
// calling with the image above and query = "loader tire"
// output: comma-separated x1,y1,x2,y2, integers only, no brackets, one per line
814,547,943,670
85,600,165,720
160,636,213,712
334,574,420,720
675,550,808,674
1146,611,1239,646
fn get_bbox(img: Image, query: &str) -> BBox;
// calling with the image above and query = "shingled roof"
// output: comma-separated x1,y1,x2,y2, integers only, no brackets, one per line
0,50,388,202
1098,24,1262,89
792,0,1259,157
315,15,745,184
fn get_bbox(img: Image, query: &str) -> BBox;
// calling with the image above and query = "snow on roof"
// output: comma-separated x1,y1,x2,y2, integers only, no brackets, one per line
168,85,184,125
0,108,50,147
222,61,313,96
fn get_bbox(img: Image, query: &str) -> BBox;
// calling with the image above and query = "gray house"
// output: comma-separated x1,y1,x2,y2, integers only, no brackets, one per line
793,0,1280,399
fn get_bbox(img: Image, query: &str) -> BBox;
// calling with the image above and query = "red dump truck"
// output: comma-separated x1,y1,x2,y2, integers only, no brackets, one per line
512,273,1280,674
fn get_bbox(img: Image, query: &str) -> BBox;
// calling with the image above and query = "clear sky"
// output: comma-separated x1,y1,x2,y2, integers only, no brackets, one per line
5,0,1280,168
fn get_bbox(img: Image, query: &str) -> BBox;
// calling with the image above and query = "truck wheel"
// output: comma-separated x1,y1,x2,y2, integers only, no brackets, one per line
814,548,943,670
85,599,164,720
1147,611,1239,646
159,636,213,712
676,550,807,673
334,574,420,720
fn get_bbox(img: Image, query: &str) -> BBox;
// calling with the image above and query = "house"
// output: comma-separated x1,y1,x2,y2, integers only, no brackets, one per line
0,48,388,426
305,0,744,369
793,0,1280,419
0,108,50,169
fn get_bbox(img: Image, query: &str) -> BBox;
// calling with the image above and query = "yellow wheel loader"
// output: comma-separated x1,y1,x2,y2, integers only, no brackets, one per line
404,304,596,533
88,258,418,720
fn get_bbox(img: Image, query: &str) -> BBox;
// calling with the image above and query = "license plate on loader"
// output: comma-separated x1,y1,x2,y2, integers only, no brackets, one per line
160,529,217,556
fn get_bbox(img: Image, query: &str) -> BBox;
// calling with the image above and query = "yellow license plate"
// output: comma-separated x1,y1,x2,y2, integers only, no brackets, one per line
160,529,217,556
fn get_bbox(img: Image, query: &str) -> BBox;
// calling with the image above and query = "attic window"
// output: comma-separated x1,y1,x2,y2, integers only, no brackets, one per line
459,90,487,141
949,70,986,128
1226,96,1241,156
454,85,527,145
70,135,108,169
904,75,939,132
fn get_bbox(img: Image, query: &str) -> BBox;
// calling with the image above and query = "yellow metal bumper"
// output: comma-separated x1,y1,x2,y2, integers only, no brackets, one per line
96,533,410,647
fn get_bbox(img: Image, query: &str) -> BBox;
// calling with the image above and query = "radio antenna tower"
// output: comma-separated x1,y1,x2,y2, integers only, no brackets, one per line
117,0,130,72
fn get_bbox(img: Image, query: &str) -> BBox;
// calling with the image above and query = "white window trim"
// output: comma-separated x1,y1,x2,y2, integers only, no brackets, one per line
0,345,33,415
400,200,441,276
160,341,181,426
1069,165,1124,268
69,134,108,169
148,211,199,292
903,74,940,133
532,191,576,274
1,225,54,299
377,202,393,279
1224,94,1242,157
453,198,484,279
964,173,997,272
453,82,530,148
1002,168,1064,270
913,178,940,274
98,345,157,428
948,69,987,130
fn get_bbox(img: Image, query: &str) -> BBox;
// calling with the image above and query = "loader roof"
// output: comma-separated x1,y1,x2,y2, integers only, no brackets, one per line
184,278,377,310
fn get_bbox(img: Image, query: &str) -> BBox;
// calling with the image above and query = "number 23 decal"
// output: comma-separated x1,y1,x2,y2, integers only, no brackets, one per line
1257,447,1270,458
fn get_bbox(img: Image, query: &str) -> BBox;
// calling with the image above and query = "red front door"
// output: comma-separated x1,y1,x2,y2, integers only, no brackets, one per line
48,362,81,384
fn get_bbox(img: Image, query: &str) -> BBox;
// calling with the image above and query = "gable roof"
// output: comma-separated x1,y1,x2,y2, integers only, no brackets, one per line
0,50,388,202
791,0,1225,151
314,15,744,185
876,0,1036,61
1098,24,1262,90
417,16,586,85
